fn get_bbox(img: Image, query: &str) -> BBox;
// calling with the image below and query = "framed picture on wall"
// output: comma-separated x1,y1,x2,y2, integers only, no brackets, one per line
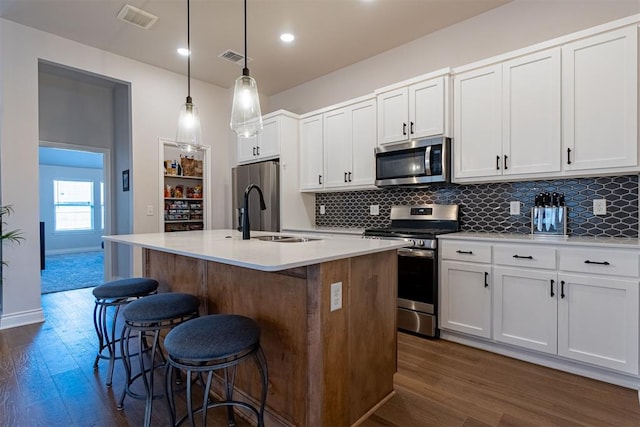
122,169,130,192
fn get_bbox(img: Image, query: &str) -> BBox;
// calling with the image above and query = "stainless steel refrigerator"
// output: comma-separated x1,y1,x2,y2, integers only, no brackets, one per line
232,160,280,232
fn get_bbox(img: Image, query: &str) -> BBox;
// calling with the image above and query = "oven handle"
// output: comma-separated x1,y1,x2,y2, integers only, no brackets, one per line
398,248,434,259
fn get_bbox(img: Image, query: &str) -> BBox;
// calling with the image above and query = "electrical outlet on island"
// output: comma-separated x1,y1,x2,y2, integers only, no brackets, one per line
330,282,342,312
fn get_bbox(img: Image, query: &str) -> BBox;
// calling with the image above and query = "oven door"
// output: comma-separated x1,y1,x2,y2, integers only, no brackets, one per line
397,247,436,315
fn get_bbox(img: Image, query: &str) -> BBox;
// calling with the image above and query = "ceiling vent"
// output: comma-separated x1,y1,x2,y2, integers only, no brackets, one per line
218,50,253,66
117,4,158,30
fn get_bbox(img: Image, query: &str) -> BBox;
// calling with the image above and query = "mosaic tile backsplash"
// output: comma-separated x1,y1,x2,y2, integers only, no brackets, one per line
315,175,639,237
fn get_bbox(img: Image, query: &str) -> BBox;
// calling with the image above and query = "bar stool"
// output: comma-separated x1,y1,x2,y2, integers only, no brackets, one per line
164,314,269,427
118,292,200,427
92,277,159,387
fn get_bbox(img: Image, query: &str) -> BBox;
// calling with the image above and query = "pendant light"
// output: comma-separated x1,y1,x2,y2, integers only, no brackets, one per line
176,0,202,152
230,0,263,138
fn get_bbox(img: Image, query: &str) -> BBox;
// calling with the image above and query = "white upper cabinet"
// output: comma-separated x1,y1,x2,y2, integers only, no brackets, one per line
349,100,377,188
411,78,446,138
299,114,324,191
562,26,638,173
300,96,377,192
323,98,376,190
377,74,449,145
454,48,561,181
377,88,408,145
323,108,349,189
237,115,281,164
502,49,562,176
453,21,639,183
453,64,503,180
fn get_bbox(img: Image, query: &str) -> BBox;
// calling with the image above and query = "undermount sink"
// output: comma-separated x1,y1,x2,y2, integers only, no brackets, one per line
254,235,321,243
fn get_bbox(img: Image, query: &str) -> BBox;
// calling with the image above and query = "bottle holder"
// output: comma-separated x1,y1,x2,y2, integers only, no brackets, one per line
531,206,567,236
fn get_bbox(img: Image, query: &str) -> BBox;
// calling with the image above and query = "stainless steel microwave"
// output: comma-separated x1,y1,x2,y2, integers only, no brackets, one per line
375,136,451,187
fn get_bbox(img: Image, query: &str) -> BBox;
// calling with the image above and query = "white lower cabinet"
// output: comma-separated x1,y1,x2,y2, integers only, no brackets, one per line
440,260,492,339
493,267,558,354
441,238,640,379
557,273,639,375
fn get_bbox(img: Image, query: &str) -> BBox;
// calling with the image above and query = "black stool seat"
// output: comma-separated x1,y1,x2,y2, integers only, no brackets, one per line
118,292,200,427
164,314,260,361
92,277,159,387
93,277,159,299
164,314,268,427
123,293,200,323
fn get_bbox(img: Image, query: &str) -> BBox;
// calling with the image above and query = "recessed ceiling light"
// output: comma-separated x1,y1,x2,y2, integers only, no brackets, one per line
280,33,295,43
177,48,190,56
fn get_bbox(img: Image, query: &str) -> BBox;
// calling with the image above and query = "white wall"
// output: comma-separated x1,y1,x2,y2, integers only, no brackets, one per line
269,0,640,114
0,18,234,328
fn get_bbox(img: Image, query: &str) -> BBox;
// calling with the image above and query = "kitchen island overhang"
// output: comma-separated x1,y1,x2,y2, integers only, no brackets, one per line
103,230,406,426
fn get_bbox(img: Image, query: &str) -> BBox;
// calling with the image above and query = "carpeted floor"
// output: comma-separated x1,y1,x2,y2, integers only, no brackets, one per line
41,251,104,294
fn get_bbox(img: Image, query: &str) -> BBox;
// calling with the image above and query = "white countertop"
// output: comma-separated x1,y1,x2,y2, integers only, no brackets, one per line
438,232,640,249
103,229,407,271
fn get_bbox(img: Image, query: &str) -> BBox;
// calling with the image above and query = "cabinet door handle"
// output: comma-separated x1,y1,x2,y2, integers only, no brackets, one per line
584,260,610,266
253,147,256,156
348,172,352,182
512,255,533,260
560,280,566,299
550,279,555,297
402,122,407,136
410,121,415,134
484,272,489,288
456,250,473,255
256,146,260,156
567,148,572,165
504,155,508,170
318,175,322,185
496,155,500,170
344,172,348,182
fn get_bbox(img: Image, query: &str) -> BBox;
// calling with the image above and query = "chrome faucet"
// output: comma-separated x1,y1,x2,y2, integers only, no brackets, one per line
242,184,266,240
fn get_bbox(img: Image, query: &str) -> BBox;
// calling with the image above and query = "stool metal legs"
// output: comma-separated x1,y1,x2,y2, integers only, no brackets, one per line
93,298,126,387
165,344,269,427
118,313,197,427
118,325,164,427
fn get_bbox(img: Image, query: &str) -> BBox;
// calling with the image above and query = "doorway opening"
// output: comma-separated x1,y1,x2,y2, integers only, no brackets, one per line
38,59,134,290
39,145,108,294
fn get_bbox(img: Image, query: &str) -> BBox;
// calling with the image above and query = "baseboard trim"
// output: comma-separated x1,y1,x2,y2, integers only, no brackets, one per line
45,247,102,256
0,308,45,330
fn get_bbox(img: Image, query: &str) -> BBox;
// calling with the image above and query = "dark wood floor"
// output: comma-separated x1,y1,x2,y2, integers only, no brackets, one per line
1,287,640,426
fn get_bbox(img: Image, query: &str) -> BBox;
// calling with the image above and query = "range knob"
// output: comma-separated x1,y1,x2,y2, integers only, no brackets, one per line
417,240,425,247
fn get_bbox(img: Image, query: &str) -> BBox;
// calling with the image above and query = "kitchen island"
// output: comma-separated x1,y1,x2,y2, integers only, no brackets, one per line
103,230,407,426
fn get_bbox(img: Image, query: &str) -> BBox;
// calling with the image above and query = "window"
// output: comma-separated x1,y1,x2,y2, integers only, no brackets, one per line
54,180,94,231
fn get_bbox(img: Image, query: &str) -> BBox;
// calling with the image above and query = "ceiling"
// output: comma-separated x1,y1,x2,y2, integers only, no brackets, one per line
0,0,510,95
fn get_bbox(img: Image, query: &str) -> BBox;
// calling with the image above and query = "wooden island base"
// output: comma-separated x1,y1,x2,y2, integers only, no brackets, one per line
143,248,398,426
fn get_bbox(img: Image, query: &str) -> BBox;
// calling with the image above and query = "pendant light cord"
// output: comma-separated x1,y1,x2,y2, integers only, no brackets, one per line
243,0,249,76
187,0,192,100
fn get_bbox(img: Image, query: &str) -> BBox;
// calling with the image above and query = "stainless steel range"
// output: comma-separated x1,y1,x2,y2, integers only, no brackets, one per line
363,204,460,338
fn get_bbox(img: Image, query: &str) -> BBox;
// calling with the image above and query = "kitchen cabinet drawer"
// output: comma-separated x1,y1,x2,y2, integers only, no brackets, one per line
494,244,556,270
558,248,639,278
441,241,491,263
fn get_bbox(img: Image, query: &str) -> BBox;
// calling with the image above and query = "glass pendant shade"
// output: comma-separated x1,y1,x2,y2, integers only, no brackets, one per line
176,96,202,152
230,73,263,138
